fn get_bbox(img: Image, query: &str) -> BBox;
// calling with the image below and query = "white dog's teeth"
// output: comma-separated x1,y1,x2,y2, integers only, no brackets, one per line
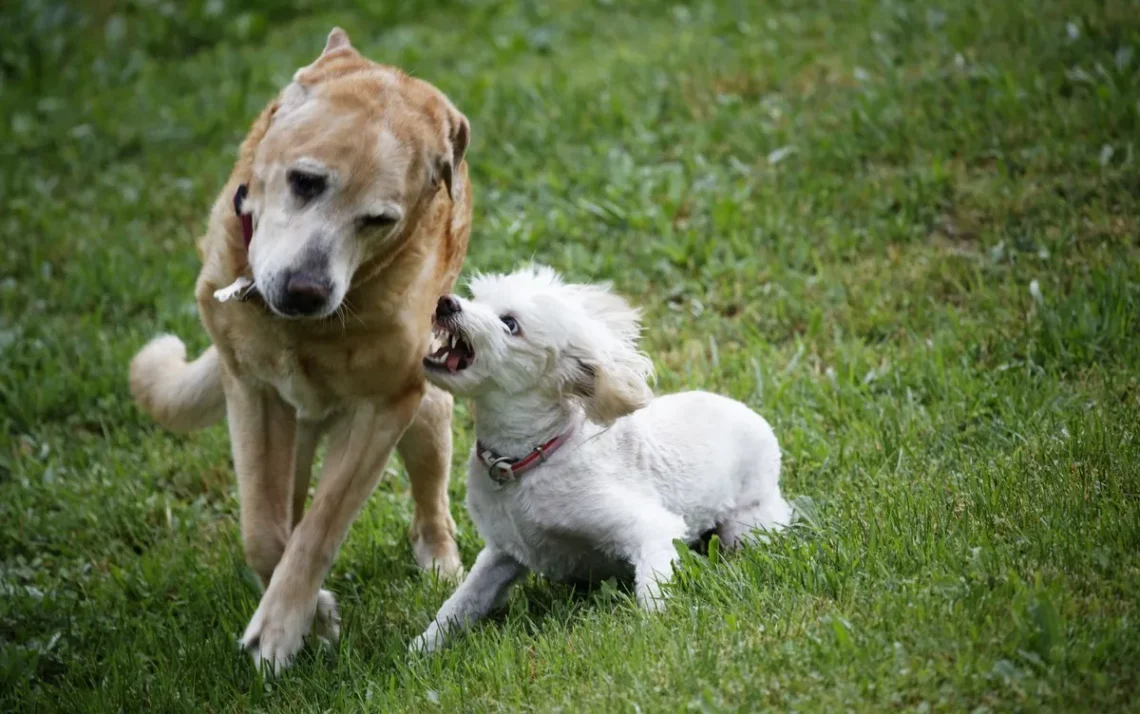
450,334,458,349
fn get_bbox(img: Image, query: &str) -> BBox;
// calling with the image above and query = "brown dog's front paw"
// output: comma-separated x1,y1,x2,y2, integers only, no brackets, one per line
239,584,324,673
313,588,341,645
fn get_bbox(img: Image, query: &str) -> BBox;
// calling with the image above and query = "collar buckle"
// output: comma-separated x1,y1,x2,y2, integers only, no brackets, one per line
487,457,516,485
477,429,573,485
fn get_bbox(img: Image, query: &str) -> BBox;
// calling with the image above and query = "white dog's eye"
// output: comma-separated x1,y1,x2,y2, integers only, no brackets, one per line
501,315,520,335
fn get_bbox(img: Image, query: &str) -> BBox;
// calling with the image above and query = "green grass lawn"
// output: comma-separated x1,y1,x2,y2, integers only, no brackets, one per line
2,0,1139,711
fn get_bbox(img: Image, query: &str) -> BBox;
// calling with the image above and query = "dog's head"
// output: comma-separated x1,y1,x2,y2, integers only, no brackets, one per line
424,266,654,425
241,28,470,319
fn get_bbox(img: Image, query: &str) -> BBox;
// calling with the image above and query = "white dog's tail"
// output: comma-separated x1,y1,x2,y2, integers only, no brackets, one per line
129,335,226,432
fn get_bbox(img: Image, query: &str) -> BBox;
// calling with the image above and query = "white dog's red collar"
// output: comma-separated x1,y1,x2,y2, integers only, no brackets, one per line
477,431,572,485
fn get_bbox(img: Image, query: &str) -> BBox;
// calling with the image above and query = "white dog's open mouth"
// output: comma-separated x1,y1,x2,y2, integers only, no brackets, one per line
424,323,475,373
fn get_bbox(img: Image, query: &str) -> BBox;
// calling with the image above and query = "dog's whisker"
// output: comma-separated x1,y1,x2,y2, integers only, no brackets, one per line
341,299,365,327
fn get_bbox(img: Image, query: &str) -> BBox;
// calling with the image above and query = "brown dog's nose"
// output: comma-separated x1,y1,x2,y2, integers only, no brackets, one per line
282,271,331,315
436,295,461,318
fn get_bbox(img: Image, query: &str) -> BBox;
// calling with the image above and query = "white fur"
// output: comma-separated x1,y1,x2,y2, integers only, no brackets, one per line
412,266,792,653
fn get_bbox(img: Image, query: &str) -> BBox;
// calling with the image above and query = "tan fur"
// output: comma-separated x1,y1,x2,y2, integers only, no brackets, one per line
129,337,225,431
128,28,471,669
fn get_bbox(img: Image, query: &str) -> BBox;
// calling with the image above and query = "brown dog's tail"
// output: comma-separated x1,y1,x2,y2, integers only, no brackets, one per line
129,335,226,432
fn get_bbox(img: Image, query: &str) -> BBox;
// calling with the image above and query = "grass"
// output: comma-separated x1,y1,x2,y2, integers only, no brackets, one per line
1,0,1138,710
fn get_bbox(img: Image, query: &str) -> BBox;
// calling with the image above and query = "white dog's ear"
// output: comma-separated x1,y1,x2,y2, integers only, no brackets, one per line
565,351,654,425
559,284,654,425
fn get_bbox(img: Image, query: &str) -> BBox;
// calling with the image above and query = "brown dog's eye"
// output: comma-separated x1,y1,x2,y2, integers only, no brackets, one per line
287,170,326,202
358,213,398,230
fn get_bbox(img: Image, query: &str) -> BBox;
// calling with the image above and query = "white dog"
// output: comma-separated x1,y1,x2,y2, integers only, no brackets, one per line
412,266,792,653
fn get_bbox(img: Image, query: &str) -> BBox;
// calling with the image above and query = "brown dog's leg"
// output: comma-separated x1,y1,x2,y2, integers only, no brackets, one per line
226,376,297,587
291,419,323,527
398,384,462,579
239,389,422,670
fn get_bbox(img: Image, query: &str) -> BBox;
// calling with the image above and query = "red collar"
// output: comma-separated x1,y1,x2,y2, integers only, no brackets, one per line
476,431,572,485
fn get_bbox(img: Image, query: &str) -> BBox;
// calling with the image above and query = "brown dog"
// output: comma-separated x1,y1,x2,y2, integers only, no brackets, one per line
129,28,470,670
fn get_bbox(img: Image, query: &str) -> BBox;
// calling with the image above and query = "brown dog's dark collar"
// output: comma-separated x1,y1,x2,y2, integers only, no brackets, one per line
233,183,253,250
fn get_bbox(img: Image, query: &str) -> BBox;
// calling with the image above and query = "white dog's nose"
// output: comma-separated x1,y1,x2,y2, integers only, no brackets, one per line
436,295,461,319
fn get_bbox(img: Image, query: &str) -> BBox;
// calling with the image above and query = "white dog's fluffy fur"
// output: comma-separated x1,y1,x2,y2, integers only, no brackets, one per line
413,266,792,653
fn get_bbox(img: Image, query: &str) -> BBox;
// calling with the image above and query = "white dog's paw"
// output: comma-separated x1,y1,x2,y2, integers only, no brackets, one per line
312,589,341,646
239,588,317,673
409,623,445,655
635,581,669,613
412,535,465,582
638,593,668,613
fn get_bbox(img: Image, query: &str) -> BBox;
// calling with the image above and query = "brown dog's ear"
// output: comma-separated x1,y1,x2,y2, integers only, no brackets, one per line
323,27,352,54
437,105,471,202
292,27,358,86
284,27,357,111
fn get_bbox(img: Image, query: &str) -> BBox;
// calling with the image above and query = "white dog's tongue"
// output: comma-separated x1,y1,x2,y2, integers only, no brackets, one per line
447,351,462,373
